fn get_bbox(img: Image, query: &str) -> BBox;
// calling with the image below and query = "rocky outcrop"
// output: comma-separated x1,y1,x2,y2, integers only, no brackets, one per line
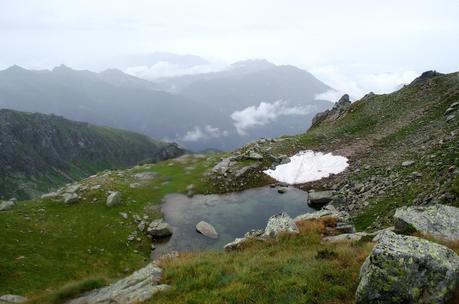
196,221,218,239
355,231,459,304
311,94,351,128
0,295,28,303
147,219,173,238
106,191,122,207
410,70,443,86
224,213,298,251
67,263,169,304
263,212,299,238
394,204,459,240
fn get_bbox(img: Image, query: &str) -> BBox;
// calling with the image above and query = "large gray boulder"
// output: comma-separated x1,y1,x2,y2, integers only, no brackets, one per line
0,201,15,212
0,295,28,303
147,219,173,238
394,204,459,241
356,231,459,304
106,191,122,208
263,212,299,238
308,190,334,207
196,221,218,239
62,192,79,204
67,263,169,304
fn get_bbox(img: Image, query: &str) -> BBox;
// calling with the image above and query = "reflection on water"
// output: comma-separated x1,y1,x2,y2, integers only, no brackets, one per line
153,186,312,257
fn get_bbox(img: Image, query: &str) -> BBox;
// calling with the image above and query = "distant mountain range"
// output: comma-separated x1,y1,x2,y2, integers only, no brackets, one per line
0,109,184,200
0,60,333,151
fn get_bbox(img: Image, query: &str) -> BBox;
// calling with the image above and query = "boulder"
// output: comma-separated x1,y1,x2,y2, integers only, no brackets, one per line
67,263,169,304
0,295,28,303
402,160,415,167
106,191,122,207
147,219,173,238
224,238,249,251
277,186,288,194
308,190,334,207
394,204,459,241
246,151,263,160
62,192,79,204
355,231,459,304
263,212,299,238
196,221,218,239
0,201,15,211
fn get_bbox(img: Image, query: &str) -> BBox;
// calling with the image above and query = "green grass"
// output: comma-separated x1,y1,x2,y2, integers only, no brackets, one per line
152,219,373,304
0,154,218,300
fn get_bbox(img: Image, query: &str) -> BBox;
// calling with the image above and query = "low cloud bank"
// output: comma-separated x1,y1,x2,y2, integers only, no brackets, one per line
181,125,229,142
311,65,419,101
125,61,225,80
231,100,313,135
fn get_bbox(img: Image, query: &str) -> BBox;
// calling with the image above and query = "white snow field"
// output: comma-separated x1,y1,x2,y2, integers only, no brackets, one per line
263,150,349,184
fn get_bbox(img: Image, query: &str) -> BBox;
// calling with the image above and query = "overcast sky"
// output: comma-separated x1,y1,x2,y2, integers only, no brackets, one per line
1,0,458,98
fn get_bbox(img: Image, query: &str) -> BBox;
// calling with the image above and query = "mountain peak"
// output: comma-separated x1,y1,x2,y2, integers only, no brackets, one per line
52,64,74,73
230,59,276,73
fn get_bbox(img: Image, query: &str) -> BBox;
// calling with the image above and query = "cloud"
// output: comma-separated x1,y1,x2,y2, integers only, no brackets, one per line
231,100,313,135
124,61,225,80
311,65,419,100
181,125,229,142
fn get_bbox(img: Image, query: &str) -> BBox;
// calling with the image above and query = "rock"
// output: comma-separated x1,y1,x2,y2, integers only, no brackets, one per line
119,212,128,219
41,192,58,199
402,160,415,167
224,238,249,251
410,70,443,85
0,295,28,303
277,186,288,194
355,231,459,304
147,219,173,238
246,151,263,160
444,107,455,116
62,192,79,204
67,263,170,304
0,201,15,211
322,233,364,243
106,191,122,208
186,184,195,198
196,221,218,239
446,114,455,123
394,204,459,241
308,190,334,207
133,172,159,180
212,157,233,174
263,212,299,238
137,221,146,232
65,184,81,193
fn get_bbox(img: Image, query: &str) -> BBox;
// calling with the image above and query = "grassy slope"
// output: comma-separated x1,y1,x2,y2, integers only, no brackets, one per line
0,109,182,200
0,154,218,302
1,73,459,303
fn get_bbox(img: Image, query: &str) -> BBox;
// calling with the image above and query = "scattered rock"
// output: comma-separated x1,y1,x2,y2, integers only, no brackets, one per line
263,212,299,238
355,231,459,304
394,204,459,240
62,192,79,204
186,184,195,198
106,192,122,208
133,172,159,180
308,190,334,207
0,295,28,303
119,212,128,219
196,221,218,239
0,201,15,211
147,219,173,238
401,160,415,167
67,263,169,304
246,151,263,160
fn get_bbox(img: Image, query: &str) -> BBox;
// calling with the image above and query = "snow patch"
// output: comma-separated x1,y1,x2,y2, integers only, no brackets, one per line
263,150,349,184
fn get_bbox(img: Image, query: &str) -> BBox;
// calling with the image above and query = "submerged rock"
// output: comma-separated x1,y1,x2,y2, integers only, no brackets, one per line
355,231,459,304
394,204,459,240
67,263,169,304
196,221,218,239
147,219,173,238
0,295,28,303
263,212,299,238
106,191,122,207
